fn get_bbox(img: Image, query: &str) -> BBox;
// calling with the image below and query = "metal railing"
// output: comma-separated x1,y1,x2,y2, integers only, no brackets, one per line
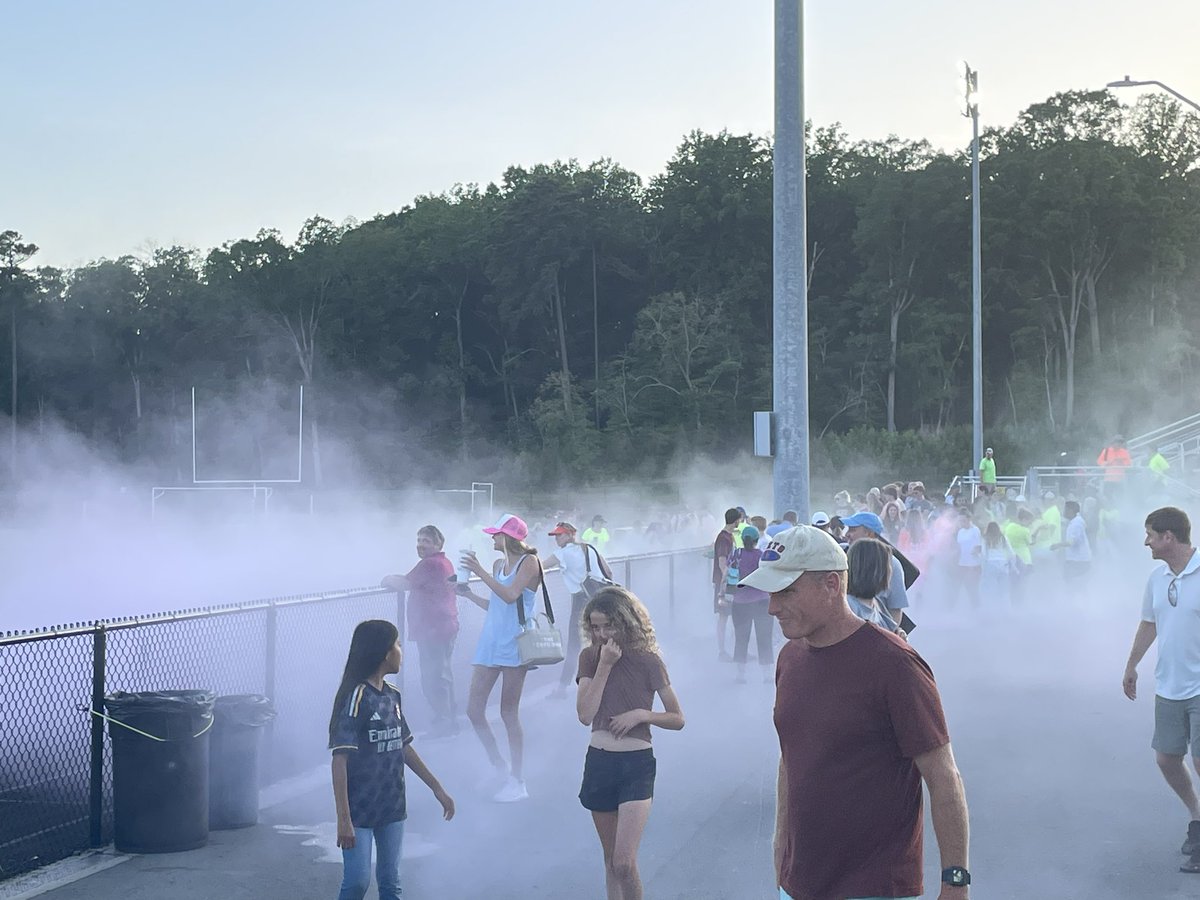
0,545,707,881
948,473,1028,504
1128,412,1200,457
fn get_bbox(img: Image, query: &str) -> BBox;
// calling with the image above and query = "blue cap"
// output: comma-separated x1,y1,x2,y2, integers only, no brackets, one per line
740,525,760,544
840,511,883,535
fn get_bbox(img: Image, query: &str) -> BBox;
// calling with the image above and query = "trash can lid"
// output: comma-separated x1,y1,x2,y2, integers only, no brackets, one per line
214,694,276,726
104,690,216,714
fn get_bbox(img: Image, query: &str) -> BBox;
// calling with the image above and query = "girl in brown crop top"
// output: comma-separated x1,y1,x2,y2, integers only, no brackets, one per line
575,586,684,900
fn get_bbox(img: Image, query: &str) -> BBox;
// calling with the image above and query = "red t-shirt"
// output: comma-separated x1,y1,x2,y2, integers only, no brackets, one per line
773,623,949,900
405,553,458,643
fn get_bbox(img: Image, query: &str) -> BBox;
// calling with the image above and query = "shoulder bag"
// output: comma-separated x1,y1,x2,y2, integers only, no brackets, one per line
515,557,565,667
580,543,617,599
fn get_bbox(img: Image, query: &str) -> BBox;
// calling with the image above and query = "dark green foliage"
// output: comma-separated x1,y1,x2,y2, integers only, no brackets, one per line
2,90,1199,490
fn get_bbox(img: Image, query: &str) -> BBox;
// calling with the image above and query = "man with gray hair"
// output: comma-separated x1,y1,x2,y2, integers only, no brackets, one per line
742,525,971,899
1124,506,1200,872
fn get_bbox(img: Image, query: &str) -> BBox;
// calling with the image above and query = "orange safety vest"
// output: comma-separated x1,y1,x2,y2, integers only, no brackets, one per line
1097,446,1132,481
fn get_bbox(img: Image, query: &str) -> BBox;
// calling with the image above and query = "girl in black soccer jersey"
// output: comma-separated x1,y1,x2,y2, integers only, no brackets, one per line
329,620,455,900
575,587,684,900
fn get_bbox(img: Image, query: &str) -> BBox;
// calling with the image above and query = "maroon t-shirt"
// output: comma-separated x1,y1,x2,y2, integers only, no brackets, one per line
405,553,458,643
712,529,734,585
774,623,949,900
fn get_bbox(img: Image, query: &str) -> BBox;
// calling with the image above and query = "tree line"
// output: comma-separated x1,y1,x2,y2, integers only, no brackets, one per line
2,88,1198,491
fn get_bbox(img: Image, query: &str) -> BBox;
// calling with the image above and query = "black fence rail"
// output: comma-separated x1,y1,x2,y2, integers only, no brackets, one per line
0,545,707,881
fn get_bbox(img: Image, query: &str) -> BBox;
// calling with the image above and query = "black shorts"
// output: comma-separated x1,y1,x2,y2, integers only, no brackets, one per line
578,747,656,812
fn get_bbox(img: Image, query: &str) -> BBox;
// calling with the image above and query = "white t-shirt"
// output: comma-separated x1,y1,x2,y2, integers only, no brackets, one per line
556,542,589,595
1063,515,1092,562
1142,551,1200,700
957,525,983,567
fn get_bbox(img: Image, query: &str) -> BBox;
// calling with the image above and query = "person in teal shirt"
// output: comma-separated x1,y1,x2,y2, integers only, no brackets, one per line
979,447,997,496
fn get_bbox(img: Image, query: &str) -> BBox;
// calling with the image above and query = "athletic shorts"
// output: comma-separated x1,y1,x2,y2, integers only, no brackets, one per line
1153,694,1200,757
578,747,656,812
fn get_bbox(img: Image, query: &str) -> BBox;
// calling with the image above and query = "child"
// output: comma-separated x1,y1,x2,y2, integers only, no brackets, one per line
329,620,455,900
575,587,685,900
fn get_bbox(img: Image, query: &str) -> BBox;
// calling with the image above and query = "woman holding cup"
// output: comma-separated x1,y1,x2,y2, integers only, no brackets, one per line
456,513,541,803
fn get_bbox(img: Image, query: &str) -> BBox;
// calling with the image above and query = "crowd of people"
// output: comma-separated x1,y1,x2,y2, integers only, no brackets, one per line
326,453,1200,899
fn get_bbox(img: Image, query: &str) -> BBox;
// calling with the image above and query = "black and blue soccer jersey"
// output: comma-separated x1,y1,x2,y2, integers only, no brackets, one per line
329,680,413,827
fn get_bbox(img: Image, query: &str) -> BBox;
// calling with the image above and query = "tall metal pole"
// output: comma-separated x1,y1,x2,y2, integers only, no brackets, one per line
966,64,983,472
773,0,810,521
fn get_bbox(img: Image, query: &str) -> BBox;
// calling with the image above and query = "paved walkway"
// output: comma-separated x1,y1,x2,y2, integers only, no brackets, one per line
10,565,1200,899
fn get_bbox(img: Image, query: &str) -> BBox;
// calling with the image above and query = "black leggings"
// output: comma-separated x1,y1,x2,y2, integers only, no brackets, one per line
731,599,773,665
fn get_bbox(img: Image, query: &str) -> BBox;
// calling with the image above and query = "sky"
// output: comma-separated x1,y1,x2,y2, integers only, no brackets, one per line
4,0,1196,268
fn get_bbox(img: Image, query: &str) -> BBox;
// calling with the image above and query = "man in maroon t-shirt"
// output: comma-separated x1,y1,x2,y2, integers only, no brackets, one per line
741,525,971,900
712,507,742,661
381,525,459,737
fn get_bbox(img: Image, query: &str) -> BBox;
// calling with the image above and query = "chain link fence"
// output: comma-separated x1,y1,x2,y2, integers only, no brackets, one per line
0,545,705,881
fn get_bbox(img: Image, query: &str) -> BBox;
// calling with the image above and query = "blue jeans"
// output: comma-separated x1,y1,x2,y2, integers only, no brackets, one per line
339,820,405,900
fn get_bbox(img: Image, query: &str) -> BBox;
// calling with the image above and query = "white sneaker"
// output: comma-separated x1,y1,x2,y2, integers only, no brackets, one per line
493,776,528,803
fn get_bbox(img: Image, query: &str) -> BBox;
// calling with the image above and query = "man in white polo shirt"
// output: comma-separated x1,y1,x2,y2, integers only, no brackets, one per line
1123,506,1200,872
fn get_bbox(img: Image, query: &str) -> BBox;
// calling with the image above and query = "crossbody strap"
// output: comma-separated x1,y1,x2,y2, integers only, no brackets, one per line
514,555,555,627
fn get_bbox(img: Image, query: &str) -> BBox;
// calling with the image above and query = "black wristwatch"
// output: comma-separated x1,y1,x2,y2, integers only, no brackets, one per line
942,866,971,887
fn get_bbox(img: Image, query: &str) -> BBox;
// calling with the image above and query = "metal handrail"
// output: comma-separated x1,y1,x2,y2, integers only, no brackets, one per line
0,545,708,646
1129,412,1200,452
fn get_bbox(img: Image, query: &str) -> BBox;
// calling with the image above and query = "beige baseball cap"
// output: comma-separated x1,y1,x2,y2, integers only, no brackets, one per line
738,525,847,593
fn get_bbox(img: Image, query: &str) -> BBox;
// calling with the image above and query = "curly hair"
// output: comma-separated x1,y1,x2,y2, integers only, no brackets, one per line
579,586,659,654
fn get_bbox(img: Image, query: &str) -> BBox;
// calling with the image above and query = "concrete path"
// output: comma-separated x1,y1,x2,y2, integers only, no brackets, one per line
13,566,1200,899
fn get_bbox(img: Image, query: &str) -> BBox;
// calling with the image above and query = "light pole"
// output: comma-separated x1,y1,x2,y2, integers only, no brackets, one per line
964,63,983,476
772,0,809,521
1106,76,1200,114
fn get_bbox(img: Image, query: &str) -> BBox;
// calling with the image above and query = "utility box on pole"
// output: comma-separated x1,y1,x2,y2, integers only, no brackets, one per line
754,411,773,457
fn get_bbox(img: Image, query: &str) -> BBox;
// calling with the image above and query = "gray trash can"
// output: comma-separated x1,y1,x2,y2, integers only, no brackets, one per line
209,694,276,829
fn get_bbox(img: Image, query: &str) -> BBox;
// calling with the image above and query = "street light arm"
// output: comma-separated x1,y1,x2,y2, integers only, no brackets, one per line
1106,77,1200,114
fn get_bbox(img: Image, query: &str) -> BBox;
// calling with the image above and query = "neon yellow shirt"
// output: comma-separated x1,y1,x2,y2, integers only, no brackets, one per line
1036,506,1061,548
1149,453,1170,480
581,527,610,553
1003,521,1033,566
979,457,997,484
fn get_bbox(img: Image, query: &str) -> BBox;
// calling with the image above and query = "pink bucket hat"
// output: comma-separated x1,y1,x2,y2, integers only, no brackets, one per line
483,513,529,541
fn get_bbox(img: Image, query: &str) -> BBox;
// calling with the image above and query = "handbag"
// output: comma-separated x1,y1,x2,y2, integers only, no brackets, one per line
580,543,617,599
515,558,565,667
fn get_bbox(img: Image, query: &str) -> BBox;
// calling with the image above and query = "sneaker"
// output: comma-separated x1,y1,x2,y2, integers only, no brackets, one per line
493,776,528,803
1182,820,1200,855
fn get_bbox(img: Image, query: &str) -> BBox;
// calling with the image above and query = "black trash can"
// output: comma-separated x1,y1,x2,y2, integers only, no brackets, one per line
209,694,276,829
104,690,215,853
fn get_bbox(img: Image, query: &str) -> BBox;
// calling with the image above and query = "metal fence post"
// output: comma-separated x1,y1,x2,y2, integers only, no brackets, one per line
89,625,106,847
396,591,406,693
265,600,278,702
624,559,632,589
668,554,676,621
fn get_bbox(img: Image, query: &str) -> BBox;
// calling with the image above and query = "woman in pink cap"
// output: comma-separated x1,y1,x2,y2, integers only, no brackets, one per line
457,513,542,802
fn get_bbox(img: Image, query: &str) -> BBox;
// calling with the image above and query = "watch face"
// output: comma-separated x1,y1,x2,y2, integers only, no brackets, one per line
943,867,970,886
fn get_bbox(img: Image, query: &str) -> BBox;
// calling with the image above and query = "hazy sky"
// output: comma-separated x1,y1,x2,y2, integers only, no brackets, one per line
5,0,1195,267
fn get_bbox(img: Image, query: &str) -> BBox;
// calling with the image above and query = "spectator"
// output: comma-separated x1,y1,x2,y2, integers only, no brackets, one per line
1098,436,1133,484
741,526,971,900
380,525,459,738
581,516,612,554
729,526,774,684
978,447,997,496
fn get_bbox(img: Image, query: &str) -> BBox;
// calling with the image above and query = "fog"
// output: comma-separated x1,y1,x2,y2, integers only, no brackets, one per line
7,397,1200,898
